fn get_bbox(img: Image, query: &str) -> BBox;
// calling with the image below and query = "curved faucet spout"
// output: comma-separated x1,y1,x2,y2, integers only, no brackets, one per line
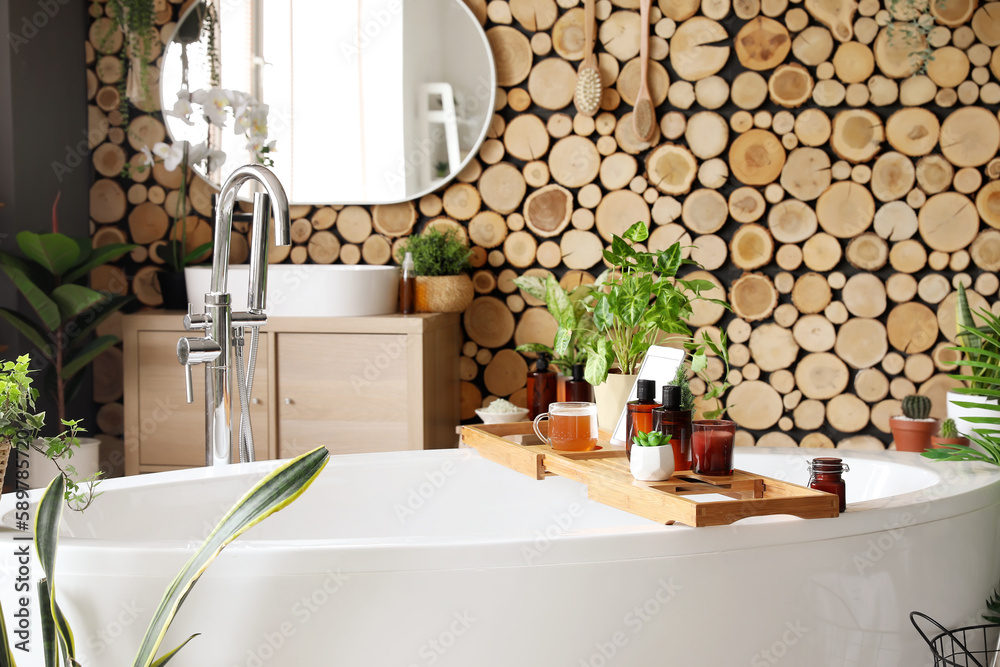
211,164,291,302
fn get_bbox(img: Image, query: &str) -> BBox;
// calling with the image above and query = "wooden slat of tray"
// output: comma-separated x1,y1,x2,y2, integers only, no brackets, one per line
461,423,839,527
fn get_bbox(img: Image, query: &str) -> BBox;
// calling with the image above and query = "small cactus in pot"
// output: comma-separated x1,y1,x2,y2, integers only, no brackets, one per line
932,418,970,449
890,394,939,453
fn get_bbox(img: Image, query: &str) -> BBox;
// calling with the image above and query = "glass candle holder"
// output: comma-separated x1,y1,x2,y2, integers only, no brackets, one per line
692,419,736,476
808,457,849,512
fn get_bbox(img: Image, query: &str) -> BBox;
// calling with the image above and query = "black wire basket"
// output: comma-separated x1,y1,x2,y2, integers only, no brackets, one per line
912,611,1000,667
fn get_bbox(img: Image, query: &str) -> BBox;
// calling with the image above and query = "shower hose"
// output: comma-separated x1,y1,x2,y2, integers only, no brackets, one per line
233,325,259,463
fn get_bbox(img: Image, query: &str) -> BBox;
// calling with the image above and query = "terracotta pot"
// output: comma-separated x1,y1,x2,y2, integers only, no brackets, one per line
415,275,474,313
931,436,970,449
592,372,637,433
889,417,939,453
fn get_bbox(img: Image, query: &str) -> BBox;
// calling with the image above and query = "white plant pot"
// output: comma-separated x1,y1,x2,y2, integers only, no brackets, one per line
946,391,1000,439
27,437,101,490
593,373,637,432
630,444,675,482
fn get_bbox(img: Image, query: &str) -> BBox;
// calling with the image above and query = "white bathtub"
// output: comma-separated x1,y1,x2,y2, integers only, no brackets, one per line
3,447,1000,666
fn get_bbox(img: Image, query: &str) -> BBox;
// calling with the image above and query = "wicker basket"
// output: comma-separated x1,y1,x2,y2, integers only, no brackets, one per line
0,440,11,490
415,275,474,313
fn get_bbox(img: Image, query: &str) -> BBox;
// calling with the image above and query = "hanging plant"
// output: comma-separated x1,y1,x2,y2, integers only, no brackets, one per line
107,0,158,122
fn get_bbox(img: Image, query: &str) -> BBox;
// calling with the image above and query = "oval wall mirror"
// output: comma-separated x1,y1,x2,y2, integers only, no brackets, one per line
161,0,496,206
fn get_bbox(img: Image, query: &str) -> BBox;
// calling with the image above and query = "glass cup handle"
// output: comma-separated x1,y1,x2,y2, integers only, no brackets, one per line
533,413,550,444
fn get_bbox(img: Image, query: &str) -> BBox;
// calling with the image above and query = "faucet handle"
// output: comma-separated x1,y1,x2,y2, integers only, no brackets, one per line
184,303,210,331
177,337,222,404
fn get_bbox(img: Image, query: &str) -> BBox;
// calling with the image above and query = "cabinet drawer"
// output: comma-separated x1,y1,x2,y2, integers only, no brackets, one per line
277,333,409,457
137,331,269,466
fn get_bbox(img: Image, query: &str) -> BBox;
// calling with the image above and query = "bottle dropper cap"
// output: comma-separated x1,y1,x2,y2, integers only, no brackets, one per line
636,379,655,401
662,384,681,410
572,363,584,382
536,353,549,372
402,252,415,271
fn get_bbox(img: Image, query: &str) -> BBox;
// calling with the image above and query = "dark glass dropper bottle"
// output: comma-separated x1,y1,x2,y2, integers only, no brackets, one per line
527,353,557,419
625,379,659,459
653,384,692,471
564,363,594,402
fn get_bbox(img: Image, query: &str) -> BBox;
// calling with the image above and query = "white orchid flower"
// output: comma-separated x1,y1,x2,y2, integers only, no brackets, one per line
187,142,227,172
191,87,231,126
248,104,270,137
139,145,154,166
165,89,195,125
152,141,186,171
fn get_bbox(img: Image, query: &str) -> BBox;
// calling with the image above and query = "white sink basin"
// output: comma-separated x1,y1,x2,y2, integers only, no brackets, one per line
185,265,399,317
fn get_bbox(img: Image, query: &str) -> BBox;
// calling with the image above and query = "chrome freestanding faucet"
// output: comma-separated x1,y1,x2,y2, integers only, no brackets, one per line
176,165,290,467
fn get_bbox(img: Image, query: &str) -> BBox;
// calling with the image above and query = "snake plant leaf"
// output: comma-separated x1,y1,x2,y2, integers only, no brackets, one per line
622,221,649,243
132,447,330,667
0,598,18,667
63,243,136,284
0,308,51,354
38,579,56,667
51,285,106,321
35,474,76,663
61,335,119,379
0,254,61,332
148,635,200,667
16,232,80,277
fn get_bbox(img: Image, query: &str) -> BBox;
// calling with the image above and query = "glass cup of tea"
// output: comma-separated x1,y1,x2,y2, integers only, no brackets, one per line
692,419,736,476
532,402,599,452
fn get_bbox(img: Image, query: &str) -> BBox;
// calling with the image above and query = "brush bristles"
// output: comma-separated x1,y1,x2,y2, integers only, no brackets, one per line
633,98,655,141
575,68,602,116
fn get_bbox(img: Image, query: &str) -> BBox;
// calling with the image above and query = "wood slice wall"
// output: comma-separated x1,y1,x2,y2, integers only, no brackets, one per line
87,0,1000,452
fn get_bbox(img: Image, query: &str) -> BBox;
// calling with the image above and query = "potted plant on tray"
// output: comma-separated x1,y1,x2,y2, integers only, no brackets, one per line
512,273,594,374
0,354,101,509
630,430,675,482
932,418,969,449
571,221,729,429
890,395,938,452
396,228,474,313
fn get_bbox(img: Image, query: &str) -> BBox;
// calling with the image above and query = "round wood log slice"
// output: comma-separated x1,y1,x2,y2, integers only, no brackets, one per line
834,42,876,83
523,185,573,237
873,201,918,242
505,115,550,161
442,184,481,221
659,0,701,21
793,109,833,149
831,109,884,163
973,2,1000,45
835,317,888,368
802,233,843,271
528,58,578,110
560,229,604,269
843,272,888,317
464,296,516,348
729,129,786,185
805,0,857,41
855,367,890,402
937,288,990,343
887,302,938,353
600,10,642,61
932,0,978,25
730,272,779,321
691,234,728,270
487,27,533,86
307,231,340,264
749,323,800,371
735,17,792,70
617,58,670,107
680,189,728,235
792,314,837,352
780,147,831,201
731,71,769,110
827,393,870,433
595,190,650,241
600,153,639,190
646,143,698,194
874,25,927,78
93,347,124,404
469,212,509,249
796,352,850,399
127,202,168,243
372,202,416,238
726,381,784,430
503,231,538,268
940,106,1000,167
768,199,819,244
792,272,834,314
514,306,559,356
845,233,889,271
480,163,526,215
730,224,774,270
816,181,875,237
915,155,954,195
918,192,979,252
768,63,814,108
730,187,767,223
90,179,127,224
889,239,927,273
361,236,392,265
685,111,729,159
793,398,826,429
133,266,163,306
971,229,1000,270
483,349,529,397
870,151,915,202
684,270,727,326
549,136,601,188
670,17,730,81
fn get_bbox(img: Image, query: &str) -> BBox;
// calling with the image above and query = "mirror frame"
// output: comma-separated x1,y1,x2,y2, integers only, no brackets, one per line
162,0,498,206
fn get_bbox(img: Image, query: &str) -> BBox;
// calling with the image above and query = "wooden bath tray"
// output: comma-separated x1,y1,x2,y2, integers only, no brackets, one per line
461,422,839,527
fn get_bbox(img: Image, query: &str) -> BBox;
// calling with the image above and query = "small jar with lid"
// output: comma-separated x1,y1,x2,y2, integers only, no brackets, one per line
808,457,849,513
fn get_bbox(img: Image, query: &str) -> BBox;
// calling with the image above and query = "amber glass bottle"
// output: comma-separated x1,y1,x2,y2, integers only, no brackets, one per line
527,354,557,419
564,363,594,402
625,379,659,459
399,252,416,314
652,384,692,471
808,457,849,512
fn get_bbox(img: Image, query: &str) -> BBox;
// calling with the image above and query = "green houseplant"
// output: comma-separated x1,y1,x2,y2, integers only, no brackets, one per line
946,283,1000,437
890,394,938,453
395,228,474,313
932,418,969,449
0,354,100,510
511,274,594,374
629,430,674,482
567,221,730,428
0,446,329,666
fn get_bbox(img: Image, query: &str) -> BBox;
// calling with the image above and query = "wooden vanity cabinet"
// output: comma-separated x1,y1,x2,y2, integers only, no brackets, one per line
122,312,460,475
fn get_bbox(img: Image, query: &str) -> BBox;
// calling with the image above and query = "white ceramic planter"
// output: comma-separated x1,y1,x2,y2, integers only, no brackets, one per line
592,372,637,432
630,444,675,482
946,390,1000,439
28,437,101,490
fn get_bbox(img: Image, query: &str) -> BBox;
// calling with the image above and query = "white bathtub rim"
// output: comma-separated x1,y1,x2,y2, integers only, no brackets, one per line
10,447,1000,577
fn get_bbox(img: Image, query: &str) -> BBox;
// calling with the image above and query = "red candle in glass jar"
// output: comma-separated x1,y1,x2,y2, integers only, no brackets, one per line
692,420,736,476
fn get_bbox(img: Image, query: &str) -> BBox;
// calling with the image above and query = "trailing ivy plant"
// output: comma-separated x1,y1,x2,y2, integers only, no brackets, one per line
108,0,158,116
